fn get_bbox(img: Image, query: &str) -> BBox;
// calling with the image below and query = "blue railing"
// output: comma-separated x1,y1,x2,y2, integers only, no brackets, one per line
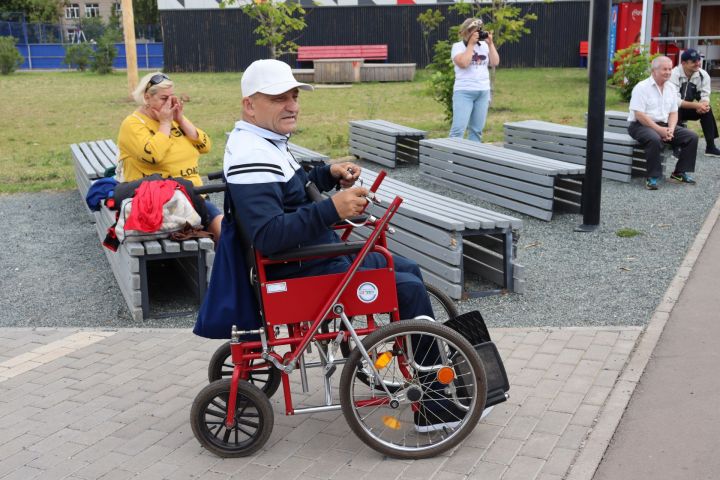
15,43,163,70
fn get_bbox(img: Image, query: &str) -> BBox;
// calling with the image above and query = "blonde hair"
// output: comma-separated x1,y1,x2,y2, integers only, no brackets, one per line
459,18,483,41
132,72,174,105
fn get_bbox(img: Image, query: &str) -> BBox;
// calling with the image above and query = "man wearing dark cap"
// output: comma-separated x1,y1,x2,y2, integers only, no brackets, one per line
669,48,720,157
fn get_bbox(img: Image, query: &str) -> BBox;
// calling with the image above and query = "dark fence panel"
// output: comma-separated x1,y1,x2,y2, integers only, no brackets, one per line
160,2,589,72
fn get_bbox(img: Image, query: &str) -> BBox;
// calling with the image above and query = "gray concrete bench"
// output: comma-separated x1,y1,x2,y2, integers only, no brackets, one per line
71,140,215,321
349,119,426,168
350,167,525,298
419,138,585,221
504,120,637,183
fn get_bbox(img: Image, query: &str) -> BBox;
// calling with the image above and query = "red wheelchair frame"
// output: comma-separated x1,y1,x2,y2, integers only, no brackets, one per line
228,175,401,419
191,171,490,459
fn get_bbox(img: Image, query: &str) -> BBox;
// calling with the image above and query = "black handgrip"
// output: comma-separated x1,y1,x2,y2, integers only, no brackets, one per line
207,170,225,181
194,183,226,195
305,181,324,203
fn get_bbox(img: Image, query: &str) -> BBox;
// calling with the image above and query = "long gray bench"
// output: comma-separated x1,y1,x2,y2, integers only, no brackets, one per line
504,120,637,183
349,168,525,298
349,119,427,168
602,111,670,177
71,140,215,321
419,138,585,221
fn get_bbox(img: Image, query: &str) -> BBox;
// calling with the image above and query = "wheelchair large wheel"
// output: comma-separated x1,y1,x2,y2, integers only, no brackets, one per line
336,283,459,389
190,379,273,458
339,319,487,459
208,342,282,398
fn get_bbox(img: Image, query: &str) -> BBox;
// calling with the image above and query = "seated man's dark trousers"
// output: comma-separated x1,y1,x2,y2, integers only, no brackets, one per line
628,122,698,177
678,107,719,145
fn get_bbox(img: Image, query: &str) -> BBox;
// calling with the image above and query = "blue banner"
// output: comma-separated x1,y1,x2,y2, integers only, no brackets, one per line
608,5,618,75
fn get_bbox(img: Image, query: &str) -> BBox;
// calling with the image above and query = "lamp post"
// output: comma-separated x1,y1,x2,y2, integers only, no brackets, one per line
576,0,611,232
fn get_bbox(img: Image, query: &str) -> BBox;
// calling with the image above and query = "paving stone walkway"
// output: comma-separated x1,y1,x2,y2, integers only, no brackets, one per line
0,326,640,480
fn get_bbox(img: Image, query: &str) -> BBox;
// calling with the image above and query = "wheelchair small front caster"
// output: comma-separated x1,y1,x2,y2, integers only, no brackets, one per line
207,342,282,397
190,379,274,457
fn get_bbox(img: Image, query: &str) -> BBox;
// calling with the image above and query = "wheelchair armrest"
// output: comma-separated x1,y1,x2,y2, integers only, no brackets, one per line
265,241,365,262
194,183,226,195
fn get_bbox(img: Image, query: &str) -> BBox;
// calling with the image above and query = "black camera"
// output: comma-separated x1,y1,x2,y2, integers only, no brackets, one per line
682,81,702,102
477,30,489,40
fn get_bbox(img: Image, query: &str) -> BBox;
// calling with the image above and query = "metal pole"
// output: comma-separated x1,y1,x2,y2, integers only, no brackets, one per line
576,0,611,232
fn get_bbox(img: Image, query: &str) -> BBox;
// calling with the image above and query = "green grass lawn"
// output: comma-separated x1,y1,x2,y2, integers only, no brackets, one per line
0,68,631,194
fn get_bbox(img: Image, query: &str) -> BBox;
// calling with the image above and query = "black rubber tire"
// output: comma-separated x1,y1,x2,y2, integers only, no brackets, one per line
339,319,487,459
207,342,282,398
190,379,274,458
424,283,459,322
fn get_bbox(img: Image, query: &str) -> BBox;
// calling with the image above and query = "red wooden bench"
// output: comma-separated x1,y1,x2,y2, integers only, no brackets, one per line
579,41,589,67
297,45,388,63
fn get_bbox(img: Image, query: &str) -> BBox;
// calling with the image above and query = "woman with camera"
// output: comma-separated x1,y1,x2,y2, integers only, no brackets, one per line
449,18,500,143
117,72,222,239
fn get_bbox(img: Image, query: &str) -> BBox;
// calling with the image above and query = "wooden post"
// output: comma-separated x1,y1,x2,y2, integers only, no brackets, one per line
121,0,138,98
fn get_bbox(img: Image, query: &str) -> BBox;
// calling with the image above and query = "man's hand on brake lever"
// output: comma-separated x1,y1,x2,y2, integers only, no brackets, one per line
330,162,362,189
332,187,369,220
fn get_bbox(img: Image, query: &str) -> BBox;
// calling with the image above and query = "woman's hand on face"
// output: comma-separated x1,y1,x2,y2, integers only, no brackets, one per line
155,96,174,125
171,95,184,122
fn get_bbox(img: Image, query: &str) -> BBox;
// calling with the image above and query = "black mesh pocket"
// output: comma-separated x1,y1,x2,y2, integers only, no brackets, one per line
444,310,510,407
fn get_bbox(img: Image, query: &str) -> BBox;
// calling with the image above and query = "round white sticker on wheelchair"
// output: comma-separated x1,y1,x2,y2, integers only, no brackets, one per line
357,282,379,303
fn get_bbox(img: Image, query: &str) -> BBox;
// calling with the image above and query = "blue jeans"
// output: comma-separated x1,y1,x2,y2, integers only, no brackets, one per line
449,89,491,142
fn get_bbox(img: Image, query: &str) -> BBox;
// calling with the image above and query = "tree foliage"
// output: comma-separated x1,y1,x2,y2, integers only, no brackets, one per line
64,42,93,71
222,0,307,59
4,0,63,23
91,32,117,74
609,44,659,102
132,0,159,28
454,0,538,49
417,9,444,66
0,36,24,75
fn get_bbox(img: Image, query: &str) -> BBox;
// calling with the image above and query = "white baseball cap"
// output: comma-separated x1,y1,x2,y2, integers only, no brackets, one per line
241,59,314,98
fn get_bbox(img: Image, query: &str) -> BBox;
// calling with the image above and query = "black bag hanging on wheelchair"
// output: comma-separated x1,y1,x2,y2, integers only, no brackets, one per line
194,192,262,339
443,310,510,408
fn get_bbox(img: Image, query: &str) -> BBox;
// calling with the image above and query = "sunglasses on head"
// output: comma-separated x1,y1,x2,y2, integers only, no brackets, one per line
145,73,170,92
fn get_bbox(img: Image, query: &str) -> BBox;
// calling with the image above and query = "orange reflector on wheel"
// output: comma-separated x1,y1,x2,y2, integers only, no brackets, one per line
374,351,392,369
382,415,401,430
436,367,455,385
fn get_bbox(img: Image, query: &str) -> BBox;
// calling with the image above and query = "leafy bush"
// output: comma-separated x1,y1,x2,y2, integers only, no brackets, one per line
64,43,93,71
609,44,659,102
91,33,117,74
0,36,23,75
427,36,456,121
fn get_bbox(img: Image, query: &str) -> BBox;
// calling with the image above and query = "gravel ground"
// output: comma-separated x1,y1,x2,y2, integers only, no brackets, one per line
2,148,719,330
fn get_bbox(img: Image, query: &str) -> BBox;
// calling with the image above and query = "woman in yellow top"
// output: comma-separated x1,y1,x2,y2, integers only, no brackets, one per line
117,72,222,239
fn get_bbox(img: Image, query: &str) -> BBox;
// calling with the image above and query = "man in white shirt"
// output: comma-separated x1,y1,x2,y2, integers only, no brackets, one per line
628,56,699,190
668,48,720,157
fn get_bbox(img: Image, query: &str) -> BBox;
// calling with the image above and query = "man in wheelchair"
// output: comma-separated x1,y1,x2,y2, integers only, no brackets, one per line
223,59,464,432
